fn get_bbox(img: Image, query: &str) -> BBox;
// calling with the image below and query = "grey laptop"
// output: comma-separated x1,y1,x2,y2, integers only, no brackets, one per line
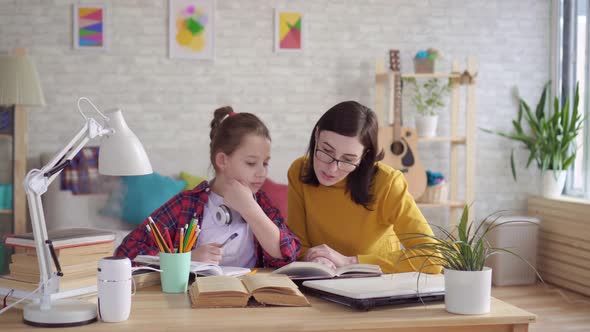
301,272,445,311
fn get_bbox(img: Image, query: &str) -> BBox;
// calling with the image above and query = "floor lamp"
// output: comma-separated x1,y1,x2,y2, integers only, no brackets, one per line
21,97,152,327
0,49,45,235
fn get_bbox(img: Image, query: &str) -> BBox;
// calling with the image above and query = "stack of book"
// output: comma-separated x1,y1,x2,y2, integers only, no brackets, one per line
1,228,116,295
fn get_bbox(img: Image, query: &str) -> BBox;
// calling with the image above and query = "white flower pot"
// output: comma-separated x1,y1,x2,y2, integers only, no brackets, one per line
415,115,438,137
542,170,566,198
444,267,492,315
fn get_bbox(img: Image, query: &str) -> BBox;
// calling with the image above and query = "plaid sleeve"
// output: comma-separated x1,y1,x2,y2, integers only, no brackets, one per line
114,193,188,260
256,190,301,268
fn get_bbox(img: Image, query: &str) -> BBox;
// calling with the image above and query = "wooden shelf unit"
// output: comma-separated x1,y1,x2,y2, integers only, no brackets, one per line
375,56,477,224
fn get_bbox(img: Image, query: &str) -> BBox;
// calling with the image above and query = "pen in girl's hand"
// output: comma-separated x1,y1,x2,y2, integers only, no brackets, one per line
220,232,239,248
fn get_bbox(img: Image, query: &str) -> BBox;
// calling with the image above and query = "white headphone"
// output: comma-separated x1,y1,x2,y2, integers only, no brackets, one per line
208,198,233,226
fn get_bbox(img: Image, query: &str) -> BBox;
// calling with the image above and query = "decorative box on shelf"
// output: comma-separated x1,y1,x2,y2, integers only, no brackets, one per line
414,58,435,74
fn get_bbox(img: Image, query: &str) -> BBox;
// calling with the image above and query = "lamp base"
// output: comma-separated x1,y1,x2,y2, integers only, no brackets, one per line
23,299,97,328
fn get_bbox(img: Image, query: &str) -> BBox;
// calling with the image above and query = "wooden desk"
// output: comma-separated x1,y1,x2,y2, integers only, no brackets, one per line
0,286,535,331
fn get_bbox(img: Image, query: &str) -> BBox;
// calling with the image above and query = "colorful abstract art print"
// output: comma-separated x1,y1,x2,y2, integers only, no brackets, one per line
73,3,108,50
169,0,215,60
274,9,304,53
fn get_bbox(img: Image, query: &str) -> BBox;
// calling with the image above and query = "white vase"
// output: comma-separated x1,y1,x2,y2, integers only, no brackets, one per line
415,114,438,137
542,170,566,198
444,267,492,315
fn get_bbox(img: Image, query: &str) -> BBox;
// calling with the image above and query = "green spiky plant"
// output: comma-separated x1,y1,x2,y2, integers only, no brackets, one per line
482,82,583,181
403,205,542,276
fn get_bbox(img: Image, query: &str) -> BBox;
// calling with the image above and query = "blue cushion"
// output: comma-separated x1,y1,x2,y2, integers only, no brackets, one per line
101,173,186,225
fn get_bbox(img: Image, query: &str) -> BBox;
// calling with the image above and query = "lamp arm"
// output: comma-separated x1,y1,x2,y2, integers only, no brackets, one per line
23,117,113,310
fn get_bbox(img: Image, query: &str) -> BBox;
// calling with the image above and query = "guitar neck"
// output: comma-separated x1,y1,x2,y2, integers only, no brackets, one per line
393,71,402,140
389,49,402,141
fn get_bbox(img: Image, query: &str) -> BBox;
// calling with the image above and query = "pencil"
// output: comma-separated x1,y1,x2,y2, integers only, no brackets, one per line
149,217,171,253
146,224,164,252
179,227,185,253
220,232,238,248
163,227,174,252
186,224,201,252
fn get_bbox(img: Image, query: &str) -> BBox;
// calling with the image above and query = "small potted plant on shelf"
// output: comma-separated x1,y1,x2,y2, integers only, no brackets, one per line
402,205,541,315
404,77,451,137
482,82,583,198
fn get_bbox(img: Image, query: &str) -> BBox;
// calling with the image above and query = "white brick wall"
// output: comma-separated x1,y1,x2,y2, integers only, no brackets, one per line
0,0,551,224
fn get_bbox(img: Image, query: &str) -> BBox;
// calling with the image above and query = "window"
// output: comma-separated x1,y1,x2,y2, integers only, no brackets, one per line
552,0,590,199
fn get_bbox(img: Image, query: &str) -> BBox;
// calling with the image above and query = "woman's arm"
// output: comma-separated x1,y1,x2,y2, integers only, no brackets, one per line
286,160,312,258
360,172,442,274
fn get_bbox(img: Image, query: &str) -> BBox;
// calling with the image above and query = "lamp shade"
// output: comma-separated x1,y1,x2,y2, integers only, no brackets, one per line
0,54,45,106
98,110,153,176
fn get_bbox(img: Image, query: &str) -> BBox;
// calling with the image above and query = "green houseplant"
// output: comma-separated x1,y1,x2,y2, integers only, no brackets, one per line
403,205,541,315
482,82,583,197
404,78,451,137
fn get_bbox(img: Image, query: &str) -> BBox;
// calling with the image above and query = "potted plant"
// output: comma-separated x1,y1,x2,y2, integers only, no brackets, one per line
404,77,451,137
402,205,541,315
482,82,583,197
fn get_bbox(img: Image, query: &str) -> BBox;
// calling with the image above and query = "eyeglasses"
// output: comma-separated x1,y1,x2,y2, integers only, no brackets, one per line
314,148,359,172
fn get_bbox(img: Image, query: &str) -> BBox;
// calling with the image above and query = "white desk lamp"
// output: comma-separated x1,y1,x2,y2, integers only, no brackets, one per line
22,97,152,327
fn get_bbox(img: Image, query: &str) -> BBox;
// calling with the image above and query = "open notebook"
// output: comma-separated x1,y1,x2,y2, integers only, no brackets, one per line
133,255,251,277
301,272,445,310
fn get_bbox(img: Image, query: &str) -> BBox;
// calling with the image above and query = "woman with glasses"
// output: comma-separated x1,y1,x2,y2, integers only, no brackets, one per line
287,100,441,274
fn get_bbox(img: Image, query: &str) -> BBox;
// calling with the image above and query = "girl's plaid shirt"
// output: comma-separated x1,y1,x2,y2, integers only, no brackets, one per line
114,181,301,268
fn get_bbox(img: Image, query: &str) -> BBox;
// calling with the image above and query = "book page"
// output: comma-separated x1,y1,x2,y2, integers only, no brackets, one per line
194,276,249,295
271,261,336,279
242,274,299,294
242,274,310,307
335,264,383,276
190,261,223,275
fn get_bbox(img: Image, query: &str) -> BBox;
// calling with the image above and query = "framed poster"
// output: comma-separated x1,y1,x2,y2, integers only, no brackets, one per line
169,0,215,60
274,9,304,53
73,3,109,50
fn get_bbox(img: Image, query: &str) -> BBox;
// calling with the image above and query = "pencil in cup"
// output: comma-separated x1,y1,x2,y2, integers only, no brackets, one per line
184,225,200,252
147,217,171,253
145,224,164,253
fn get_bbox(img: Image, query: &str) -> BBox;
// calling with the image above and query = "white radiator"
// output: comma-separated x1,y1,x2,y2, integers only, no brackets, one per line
528,196,590,296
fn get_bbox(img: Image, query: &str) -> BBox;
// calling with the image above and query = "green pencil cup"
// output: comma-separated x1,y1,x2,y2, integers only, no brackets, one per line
159,251,191,293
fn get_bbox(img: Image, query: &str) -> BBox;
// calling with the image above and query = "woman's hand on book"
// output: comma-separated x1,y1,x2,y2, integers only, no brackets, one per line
305,244,358,268
309,256,337,270
191,243,223,264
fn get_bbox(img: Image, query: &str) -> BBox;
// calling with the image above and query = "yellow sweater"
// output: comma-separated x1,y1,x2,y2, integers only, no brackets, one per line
287,157,441,274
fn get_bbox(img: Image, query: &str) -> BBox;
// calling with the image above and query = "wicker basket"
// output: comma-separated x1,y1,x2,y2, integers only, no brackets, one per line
413,58,435,74
418,182,448,203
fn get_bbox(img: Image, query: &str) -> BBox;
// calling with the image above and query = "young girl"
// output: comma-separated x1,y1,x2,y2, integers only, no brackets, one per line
287,101,441,274
115,106,300,268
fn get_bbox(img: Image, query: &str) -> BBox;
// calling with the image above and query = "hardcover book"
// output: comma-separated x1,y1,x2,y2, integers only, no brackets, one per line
5,228,115,249
188,274,310,308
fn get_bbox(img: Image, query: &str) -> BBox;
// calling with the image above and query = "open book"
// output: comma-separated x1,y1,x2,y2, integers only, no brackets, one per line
189,274,310,308
272,261,383,280
133,255,251,277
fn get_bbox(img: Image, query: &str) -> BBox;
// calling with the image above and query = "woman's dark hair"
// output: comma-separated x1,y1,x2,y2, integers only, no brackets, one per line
209,106,270,170
301,101,384,209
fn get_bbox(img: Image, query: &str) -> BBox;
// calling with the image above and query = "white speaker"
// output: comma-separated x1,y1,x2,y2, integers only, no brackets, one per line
97,257,132,322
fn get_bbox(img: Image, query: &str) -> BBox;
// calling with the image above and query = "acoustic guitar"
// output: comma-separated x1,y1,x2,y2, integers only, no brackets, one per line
377,49,427,199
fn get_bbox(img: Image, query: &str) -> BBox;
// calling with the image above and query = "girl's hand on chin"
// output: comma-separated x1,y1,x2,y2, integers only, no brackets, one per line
222,179,257,215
